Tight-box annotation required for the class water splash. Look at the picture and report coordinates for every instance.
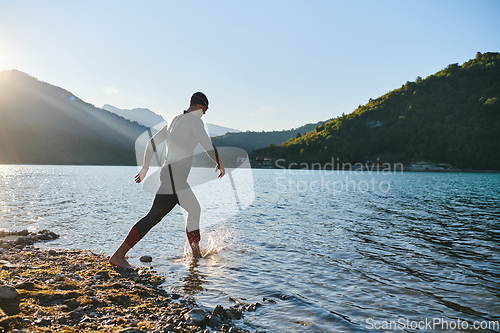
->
[181,225,237,259]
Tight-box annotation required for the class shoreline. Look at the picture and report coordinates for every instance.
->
[0,230,254,333]
[1,164,499,173]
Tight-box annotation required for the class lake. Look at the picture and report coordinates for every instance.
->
[1,165,499,332]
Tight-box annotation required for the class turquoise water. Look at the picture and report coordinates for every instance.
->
[1,165,499,332]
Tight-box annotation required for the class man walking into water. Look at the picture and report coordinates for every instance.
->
[110,92,225,268]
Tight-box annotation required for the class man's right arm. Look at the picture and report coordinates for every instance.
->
[136,124,168,183]
[143,124,168,167]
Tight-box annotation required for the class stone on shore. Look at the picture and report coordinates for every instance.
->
[139,255,152,263]
[14,281,35,291]
[0,285,18,299]
[184,308,207,326]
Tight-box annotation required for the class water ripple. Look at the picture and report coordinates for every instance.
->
[1,166,499,332]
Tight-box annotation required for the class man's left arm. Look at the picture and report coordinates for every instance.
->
[194,120,225,178]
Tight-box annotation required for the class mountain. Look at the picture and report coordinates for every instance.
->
[205,123,240,137]
[102,104,165,128]
[255,52,500,170]
[211,120,331,154]
[0,70,147,165]
[103,104,239,137]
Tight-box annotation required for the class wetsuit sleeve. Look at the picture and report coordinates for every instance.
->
[144,124,168,164]
[193,118,219,162]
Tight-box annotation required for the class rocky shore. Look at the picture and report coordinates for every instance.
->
[0,230,257,333]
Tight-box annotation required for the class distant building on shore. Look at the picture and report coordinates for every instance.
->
[406,162,454,172]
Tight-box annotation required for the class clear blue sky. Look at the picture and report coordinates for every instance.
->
[1,0,499,131]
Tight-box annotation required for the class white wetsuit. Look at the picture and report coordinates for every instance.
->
[124,111,218,247]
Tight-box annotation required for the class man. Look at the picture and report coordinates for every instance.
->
[109,92,225,268]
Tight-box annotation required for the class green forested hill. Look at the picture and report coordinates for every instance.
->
[211,120,330,154]
[255,52,500,170]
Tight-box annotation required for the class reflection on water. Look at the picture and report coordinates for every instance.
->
[1,165,499,332]
[180,259,206,296]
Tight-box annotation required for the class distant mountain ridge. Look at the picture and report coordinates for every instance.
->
[103,104,239,137]
[205,123,240,137]
[0,70,146,165]
[102,104,165,128]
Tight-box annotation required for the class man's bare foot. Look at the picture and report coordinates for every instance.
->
[109,256,134,269]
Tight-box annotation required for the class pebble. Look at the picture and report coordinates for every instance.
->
[15,281,35,290]
[213,304,225,317]
[64,298,79,309]
[33,317,52,326]
[262,297,276,303]
[0,285,18,299]
[95,270,110,280]
[139,255,152,263]
[184,308,207,326]
[208,314,222,326]
[54,273,65,281]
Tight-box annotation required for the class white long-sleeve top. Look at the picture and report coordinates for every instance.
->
[145,111,217,185]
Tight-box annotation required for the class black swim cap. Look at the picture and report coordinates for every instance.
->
[190,92,209,107]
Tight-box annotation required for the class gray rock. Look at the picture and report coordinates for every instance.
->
[63,298,79,309]
[139,255,152,263]
[95,270,110,280]
[0,285,18,299]
[184,308,207,326]
[33,317,52,326]
[15,281,35,290]
[207,314,222,327]
[262,297,276,303]
[68,310,82,321]
[19,318,31,325]
[213,304,226,317]
[54,273,65,281]
[89,296,99,306]
[233,308,243,319]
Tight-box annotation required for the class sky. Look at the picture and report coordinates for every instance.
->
[0,0,499,132]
